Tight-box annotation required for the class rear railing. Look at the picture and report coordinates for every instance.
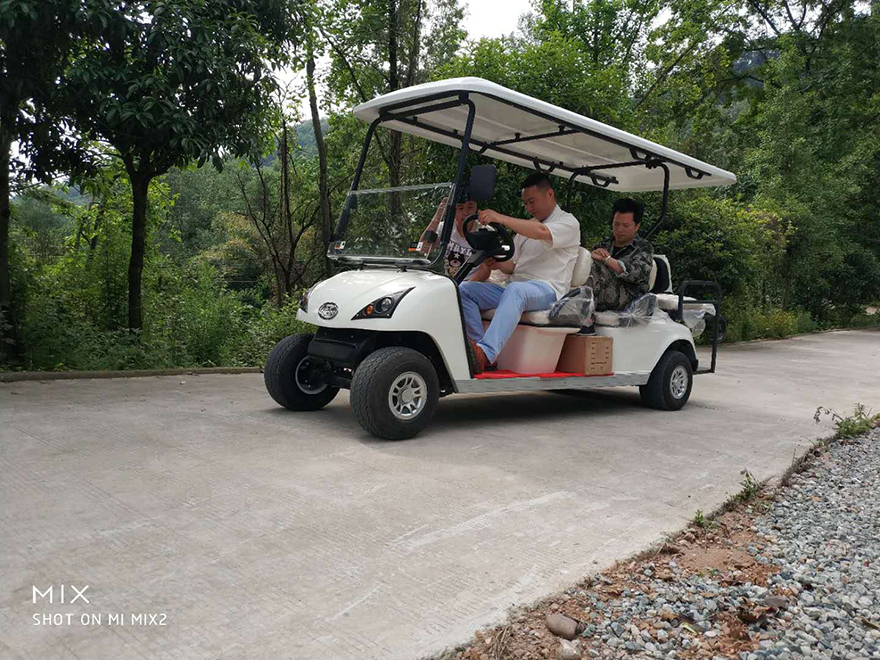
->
[677,280,722,374]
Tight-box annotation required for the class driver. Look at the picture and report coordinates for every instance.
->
[418,194,477,278]
[459,173,581,373]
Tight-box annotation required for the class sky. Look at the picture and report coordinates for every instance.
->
[463,0,534,40]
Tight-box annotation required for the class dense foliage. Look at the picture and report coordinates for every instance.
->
[2,0,878,370]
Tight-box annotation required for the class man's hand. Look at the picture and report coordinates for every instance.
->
[592,247,624,274]
[478,209,504,226]
[468,259,498,282]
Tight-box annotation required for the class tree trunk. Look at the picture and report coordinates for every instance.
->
[0,127,17,359]
[275,265,285,307]
[307,53,333,280]
[387,0,402,213]
[404,0,423,88]
[279,121,293,305]
[128,172,151,331]
[782,250,792,311]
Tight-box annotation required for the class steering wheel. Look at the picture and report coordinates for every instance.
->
[462,214,515,262]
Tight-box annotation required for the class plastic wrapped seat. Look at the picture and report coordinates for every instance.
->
[595,293,657,327]
[548,286,596,327]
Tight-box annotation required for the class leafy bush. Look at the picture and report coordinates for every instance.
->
[17,292,176,371]
[795,311,819,334]
[720,304,797,343]
[227,296,313,367]
[12,250,311,371]
[815,404,880,439]
[652,195,785,303]
[751,310,797,339]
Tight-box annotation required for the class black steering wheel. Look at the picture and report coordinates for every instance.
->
[461,214,515,262]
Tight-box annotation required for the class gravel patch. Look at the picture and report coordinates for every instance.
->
[449,428,880,660]
[750,427,880,660]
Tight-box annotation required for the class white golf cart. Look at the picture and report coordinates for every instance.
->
[264,77,736,439]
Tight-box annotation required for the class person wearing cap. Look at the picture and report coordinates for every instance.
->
[418,193,478,278]
[458,172,581,373]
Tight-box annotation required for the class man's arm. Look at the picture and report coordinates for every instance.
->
[478,209,552,242]
[591,248,626,274]
[616,244,654,284]
[470,261,492,281]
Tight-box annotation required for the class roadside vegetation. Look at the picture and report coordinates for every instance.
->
[3,0,879,372]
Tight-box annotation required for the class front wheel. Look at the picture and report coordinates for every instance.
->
[639,349,693,411]
[264,333,339,411]
[350,347,440,440]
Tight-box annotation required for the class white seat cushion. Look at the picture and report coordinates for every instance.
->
[481,308,553,325]
[655,293,716,316]
[655,293,692,310]
[571,247,592,287]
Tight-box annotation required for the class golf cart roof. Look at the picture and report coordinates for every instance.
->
[353,77,736,193]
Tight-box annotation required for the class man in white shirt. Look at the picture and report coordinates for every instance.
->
[459,172,581,373]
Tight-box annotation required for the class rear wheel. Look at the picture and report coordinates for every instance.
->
[264,333,339,411]
[707,314,728,342]
[640,349,693,411]
[350,347,440,440]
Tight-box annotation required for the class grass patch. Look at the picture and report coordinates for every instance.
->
[814,403,880,439]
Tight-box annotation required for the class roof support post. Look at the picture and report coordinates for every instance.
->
[442,98,477,250]
[643,162,670,240]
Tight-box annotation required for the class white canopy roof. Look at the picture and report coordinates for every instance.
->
[353,77,736,193]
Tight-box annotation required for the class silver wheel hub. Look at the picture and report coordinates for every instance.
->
[388,372,427,420]
[670,365,689,399]
[295,356,327,395]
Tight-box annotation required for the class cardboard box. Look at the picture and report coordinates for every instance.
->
[556,335,613,375]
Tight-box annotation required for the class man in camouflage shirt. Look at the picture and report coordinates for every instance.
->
[588,198,654,311]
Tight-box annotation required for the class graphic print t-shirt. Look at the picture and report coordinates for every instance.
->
[438,222,473,277]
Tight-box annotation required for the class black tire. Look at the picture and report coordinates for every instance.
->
[639,349,693,411]
[350,347,440,440]
[264,333,339,411]
[706,314,728,342]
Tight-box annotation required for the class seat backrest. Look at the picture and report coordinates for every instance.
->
[571,247,592,287]
[650,255,672,294]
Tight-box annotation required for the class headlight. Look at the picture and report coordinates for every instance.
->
[352,288,414,320]
[299,284,317,313]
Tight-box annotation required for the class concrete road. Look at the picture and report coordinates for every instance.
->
[1,329,878,660]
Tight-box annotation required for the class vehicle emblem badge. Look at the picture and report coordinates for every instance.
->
[318,302,338,320]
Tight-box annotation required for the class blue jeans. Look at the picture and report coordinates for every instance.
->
[459,281,557,363]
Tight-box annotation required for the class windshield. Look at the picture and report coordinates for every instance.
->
[330,182,455,265]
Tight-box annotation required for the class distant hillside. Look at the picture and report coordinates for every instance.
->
[294,118,329,158]
[258,118,328,167]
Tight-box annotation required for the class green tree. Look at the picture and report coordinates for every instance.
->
[0,0,107,358]
[57,0,305,330]
[321,0,466,191]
